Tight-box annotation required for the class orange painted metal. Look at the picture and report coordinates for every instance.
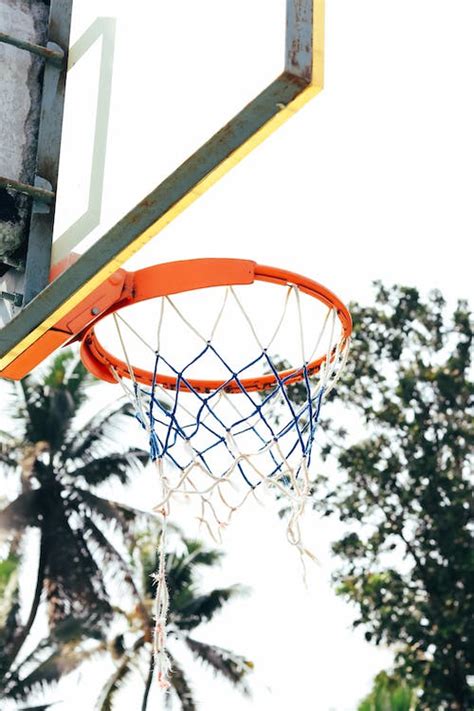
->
[79,258,352,393]
[1,258,351,389]
[0,267,127,380]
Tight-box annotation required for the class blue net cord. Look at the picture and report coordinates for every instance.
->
[126,347,346,541]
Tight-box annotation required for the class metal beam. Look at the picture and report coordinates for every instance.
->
[22,0,73,305]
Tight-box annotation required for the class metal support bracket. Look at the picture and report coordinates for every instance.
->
[0,176,55,205]
[0,291,23,308]
[0,31,65,66]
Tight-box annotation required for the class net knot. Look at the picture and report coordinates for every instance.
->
[150,430,161,460]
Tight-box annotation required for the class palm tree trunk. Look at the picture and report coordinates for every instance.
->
[2,531,47,686]
[141,653,155,711]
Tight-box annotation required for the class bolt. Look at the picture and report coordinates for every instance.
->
[91,307,100,315]
[1,291,23,307]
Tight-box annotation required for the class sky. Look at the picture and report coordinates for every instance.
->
[2,0,474,709]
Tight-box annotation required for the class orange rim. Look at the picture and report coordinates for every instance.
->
[79,258,352,393]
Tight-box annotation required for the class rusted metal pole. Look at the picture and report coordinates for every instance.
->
[0,176,55,205]
[0,30,64,65]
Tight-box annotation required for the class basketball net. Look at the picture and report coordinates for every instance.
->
[88,279,350,689]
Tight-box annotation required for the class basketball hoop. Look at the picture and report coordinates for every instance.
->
[77,258,352,688]
[80,258,351,391]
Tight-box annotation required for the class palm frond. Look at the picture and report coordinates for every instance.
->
[42,514,113,634]
[174,540,224,571]
[4,638,54,682]
[0,552,22,682]
[173,586,244,630]
[82,516,150,631]
[185,637,252,694]
[63,400,139,462]
[142,539,224,599]
[59,351,95,402]
[19,353,96,449]
[0,492,41,530]
[0,609,21,682]
[67,450,148,486]
[0,444,19,472]
[14,377,36,432]
[70,488,148,537]
[0,535,48,694]
[40,351,93,410]
[0,456,18,474]
[167,652,197,711]
[95,637,145,711]
[5,641,105,701]
[0,428,19,445]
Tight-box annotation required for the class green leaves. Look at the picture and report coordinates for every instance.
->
[0,553,19,586]
[0,553,20,627]
[358,671,418,711]
[319,284,473,709]
[0,551,21,681]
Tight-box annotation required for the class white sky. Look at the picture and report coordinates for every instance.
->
[3,0,474,709]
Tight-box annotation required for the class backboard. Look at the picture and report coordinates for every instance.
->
[0,0,324,380]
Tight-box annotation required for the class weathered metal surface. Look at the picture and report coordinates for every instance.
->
[0,176,55,204]
[286,0,314,81]
[0,31,64,65]
[22,0,73,305]
[0,0,325,371]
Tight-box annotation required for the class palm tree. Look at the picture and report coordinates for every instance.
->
[0,351,149,701]
[0,528,253,710]
[95,527,253,710]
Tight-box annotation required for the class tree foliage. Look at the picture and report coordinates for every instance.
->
[0,352,252,709]
[0,352,148,700]
[94,527,253,710]
[318,284,473,710]
[358,670,418,711]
